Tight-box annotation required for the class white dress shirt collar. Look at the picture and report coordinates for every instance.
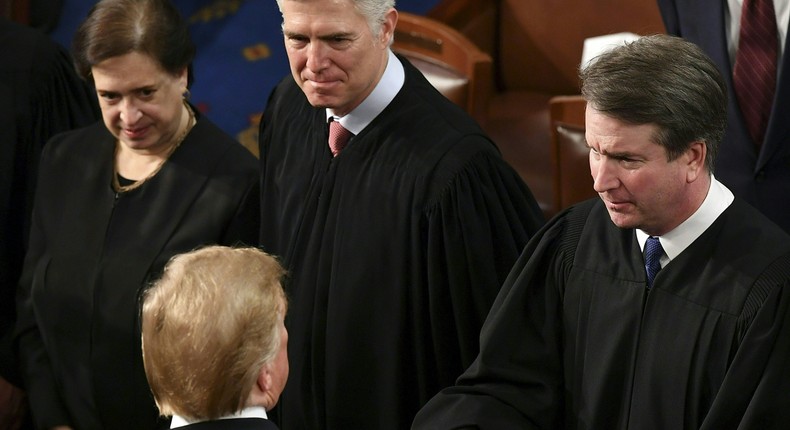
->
[636,175,734,266]
[326,49,405,135]
[170,406,268,428]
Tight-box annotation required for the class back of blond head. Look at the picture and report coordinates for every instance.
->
[141,246,286,421]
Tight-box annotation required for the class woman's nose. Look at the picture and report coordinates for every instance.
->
[119,99,142,125]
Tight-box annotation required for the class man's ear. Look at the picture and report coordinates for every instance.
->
[246,364,273,410]
[380,8,398,46]
[685,140,707,183]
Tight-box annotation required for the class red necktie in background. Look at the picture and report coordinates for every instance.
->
[733,0,778,147]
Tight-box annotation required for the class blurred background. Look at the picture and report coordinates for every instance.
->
[42,0,440,152]
[6,0,667,218]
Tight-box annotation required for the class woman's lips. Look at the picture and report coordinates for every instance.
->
[123,125,150,139]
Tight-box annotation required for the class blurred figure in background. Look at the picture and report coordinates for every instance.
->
[0,16,99,430]
[657,0,790,233]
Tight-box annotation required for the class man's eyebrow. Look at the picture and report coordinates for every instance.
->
[96,84,157,94]
[283,30,355,39]
[602,149,641,159]
[319,31,354,39]
[586,143,637,158]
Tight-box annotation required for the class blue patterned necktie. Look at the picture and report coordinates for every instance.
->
[644,236,664,289]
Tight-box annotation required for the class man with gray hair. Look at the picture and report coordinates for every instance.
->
[257,0,545,428]
[413,34,790,429]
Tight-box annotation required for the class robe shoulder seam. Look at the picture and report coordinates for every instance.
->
[736,251,790,339]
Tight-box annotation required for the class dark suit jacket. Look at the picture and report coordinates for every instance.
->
[657,0,790,232]
[177,418,279,430]
[15,116,260,430]
[0,17,98,386]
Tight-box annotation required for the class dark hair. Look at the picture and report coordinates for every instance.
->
[579,34,726,172]
[72,0,195,87]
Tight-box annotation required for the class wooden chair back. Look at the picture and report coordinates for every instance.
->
[393,11,493,126]
[549,95,598,213]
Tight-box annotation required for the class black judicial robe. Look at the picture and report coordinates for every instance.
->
[0,17,98,385]
[413,198,790,429]
[16,116,260,430]
[258,58,545,429]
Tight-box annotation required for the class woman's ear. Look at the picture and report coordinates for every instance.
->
[177,67,189,94]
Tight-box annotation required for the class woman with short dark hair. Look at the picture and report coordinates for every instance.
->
[15,1,260,429]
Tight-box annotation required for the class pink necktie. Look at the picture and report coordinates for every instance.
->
[733,0,778,147]
[328,119,353,156]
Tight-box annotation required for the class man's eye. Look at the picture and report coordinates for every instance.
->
[330,37,352,47]
[619,158,641,168]
[287,36,308,46]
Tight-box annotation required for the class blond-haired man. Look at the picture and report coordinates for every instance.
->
[142,246,287,429]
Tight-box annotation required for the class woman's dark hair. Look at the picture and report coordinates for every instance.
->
[72,0,196,87]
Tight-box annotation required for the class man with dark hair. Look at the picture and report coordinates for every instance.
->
[413,34,790,429]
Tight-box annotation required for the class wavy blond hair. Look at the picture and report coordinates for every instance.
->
[141,245,287,420]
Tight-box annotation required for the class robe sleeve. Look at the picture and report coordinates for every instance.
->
[22,36,99,232]
[14,147,73,429]
[0,26,98,387]
[219,171,260,247]
[27,41,99,158]
[420,145,545,398]
[415,206,579,429]
[700,255,790,429]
